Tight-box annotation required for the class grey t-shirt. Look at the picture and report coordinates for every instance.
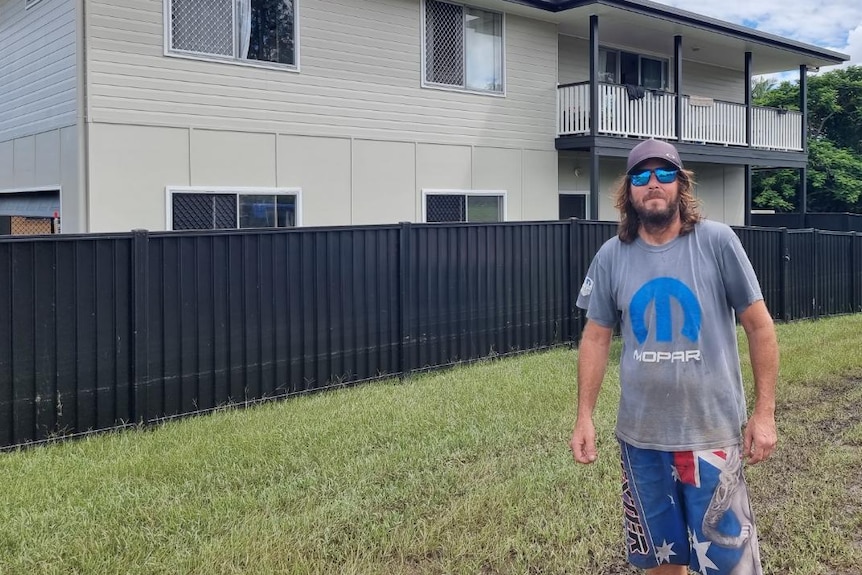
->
[576,220,763,451]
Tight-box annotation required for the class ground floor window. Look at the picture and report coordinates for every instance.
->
[423,190,505,223]
[559,191,589,220]
[0,189,61,235]
[169,188,300,230]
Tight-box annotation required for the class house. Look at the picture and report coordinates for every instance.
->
[0,0,849,234]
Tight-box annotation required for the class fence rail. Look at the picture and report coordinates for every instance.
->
[1,221,860,449]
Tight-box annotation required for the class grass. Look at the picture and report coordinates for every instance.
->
[0,314,861,574]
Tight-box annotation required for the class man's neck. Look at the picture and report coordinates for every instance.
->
[638,218,683,246]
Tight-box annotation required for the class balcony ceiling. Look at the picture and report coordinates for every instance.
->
[479,0,849,74]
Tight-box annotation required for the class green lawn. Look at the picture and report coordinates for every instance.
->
[1,314,861,574]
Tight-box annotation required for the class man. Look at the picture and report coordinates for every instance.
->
[570,139,779,575]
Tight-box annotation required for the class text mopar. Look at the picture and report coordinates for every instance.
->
[633,349,702,363]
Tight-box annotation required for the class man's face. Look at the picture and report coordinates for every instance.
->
[629,159,680,227]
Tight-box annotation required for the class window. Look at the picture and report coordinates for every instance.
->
[599,47,669,90]
[169,189,299,230]
[424,191,505,223]
[423,0,503,93]
[169,0,297,67]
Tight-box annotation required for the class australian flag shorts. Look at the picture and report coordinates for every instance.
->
[619,439,763,574]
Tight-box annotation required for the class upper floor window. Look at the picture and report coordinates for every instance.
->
[599,47,668,90]
[423,0,504,94]
[169,0,297,68]
[423,191,505,223]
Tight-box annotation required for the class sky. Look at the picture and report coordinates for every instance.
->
[653,0,861,70]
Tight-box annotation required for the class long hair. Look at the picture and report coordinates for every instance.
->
[612,168,702,243]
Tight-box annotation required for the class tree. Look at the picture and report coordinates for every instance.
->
[751,66,862,213]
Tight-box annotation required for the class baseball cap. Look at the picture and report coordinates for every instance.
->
[626,139,683,173]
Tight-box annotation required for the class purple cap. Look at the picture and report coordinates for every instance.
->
[626,139,683,173]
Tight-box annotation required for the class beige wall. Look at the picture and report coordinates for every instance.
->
[0,127,80,231]
[556,153,746,226]
[88,123,189,232]
[693,164,746,224]
[87,123,559,231]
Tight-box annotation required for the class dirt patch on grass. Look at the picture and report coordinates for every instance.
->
[750,376,862,574]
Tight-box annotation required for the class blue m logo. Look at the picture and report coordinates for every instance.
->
[629,278,702,344]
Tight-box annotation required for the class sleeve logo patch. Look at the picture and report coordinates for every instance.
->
[580,277,594,297]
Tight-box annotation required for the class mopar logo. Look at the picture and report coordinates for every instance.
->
[629,277,702,345]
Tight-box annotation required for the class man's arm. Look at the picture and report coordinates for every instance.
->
[570,319,614,464]
[738,299,779,465]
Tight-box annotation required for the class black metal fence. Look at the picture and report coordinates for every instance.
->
[1,221,860,449]
[751,212,862,232]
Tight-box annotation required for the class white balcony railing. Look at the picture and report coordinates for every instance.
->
[752,107,804,151]
[557,82,804,152]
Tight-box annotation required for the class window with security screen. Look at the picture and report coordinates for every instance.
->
[171,190,299,230]
[169,0,296,67]
[424,0,503,93]
[425,192,504,223]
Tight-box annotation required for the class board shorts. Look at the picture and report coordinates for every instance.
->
[619,439,763,574]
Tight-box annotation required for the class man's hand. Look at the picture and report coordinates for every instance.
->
[743,411,777,464]
[571,418,598,464]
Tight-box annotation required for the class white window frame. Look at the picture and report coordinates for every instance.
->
[166,186,303,230]
[599,46,670,90]
[163,0,301,72]
[420,0,506,97]
[421,189,507,223]
[559,190,590,220]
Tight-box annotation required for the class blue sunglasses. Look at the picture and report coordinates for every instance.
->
[629,167,679,187]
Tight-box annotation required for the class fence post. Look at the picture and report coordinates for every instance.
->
[812,229,820,319]
[569,218,579,346]
[780,228,790,322]
[131,229,150,423]
[398,222,412,379]
[850,232,858,313]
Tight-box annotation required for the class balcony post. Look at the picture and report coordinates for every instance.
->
[589,15,598,138]
[674,35,682,142]
[589,15,600,219]
[745,51,752,147]
[800,166,808,215]
[744,165,752,226]
[799,64,808,153]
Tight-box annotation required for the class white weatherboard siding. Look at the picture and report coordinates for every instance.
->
[558,34,745,103]
[83,0,562,230]
[86,0,558,149]
[0,0,77,142]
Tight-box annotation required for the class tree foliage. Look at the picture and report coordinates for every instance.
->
[751,66,862,213]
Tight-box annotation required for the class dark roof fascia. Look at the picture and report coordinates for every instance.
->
[505,0,848,64]
[555,135,809,168]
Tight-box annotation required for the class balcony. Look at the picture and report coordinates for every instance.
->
[557,82,803,152]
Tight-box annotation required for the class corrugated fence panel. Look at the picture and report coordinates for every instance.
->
[405,222,571,371]
[571,221,618,339]
[0,222,860,449]
[734,227,783,319]
[854,234,862,313]
[816,231,855,316]
[140,227,401,423]
[0,235,134,447]
[786,230,815,320]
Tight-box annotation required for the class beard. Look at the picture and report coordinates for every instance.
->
[634,195,680,230]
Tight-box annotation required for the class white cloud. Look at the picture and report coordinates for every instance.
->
[653,0,862,65]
